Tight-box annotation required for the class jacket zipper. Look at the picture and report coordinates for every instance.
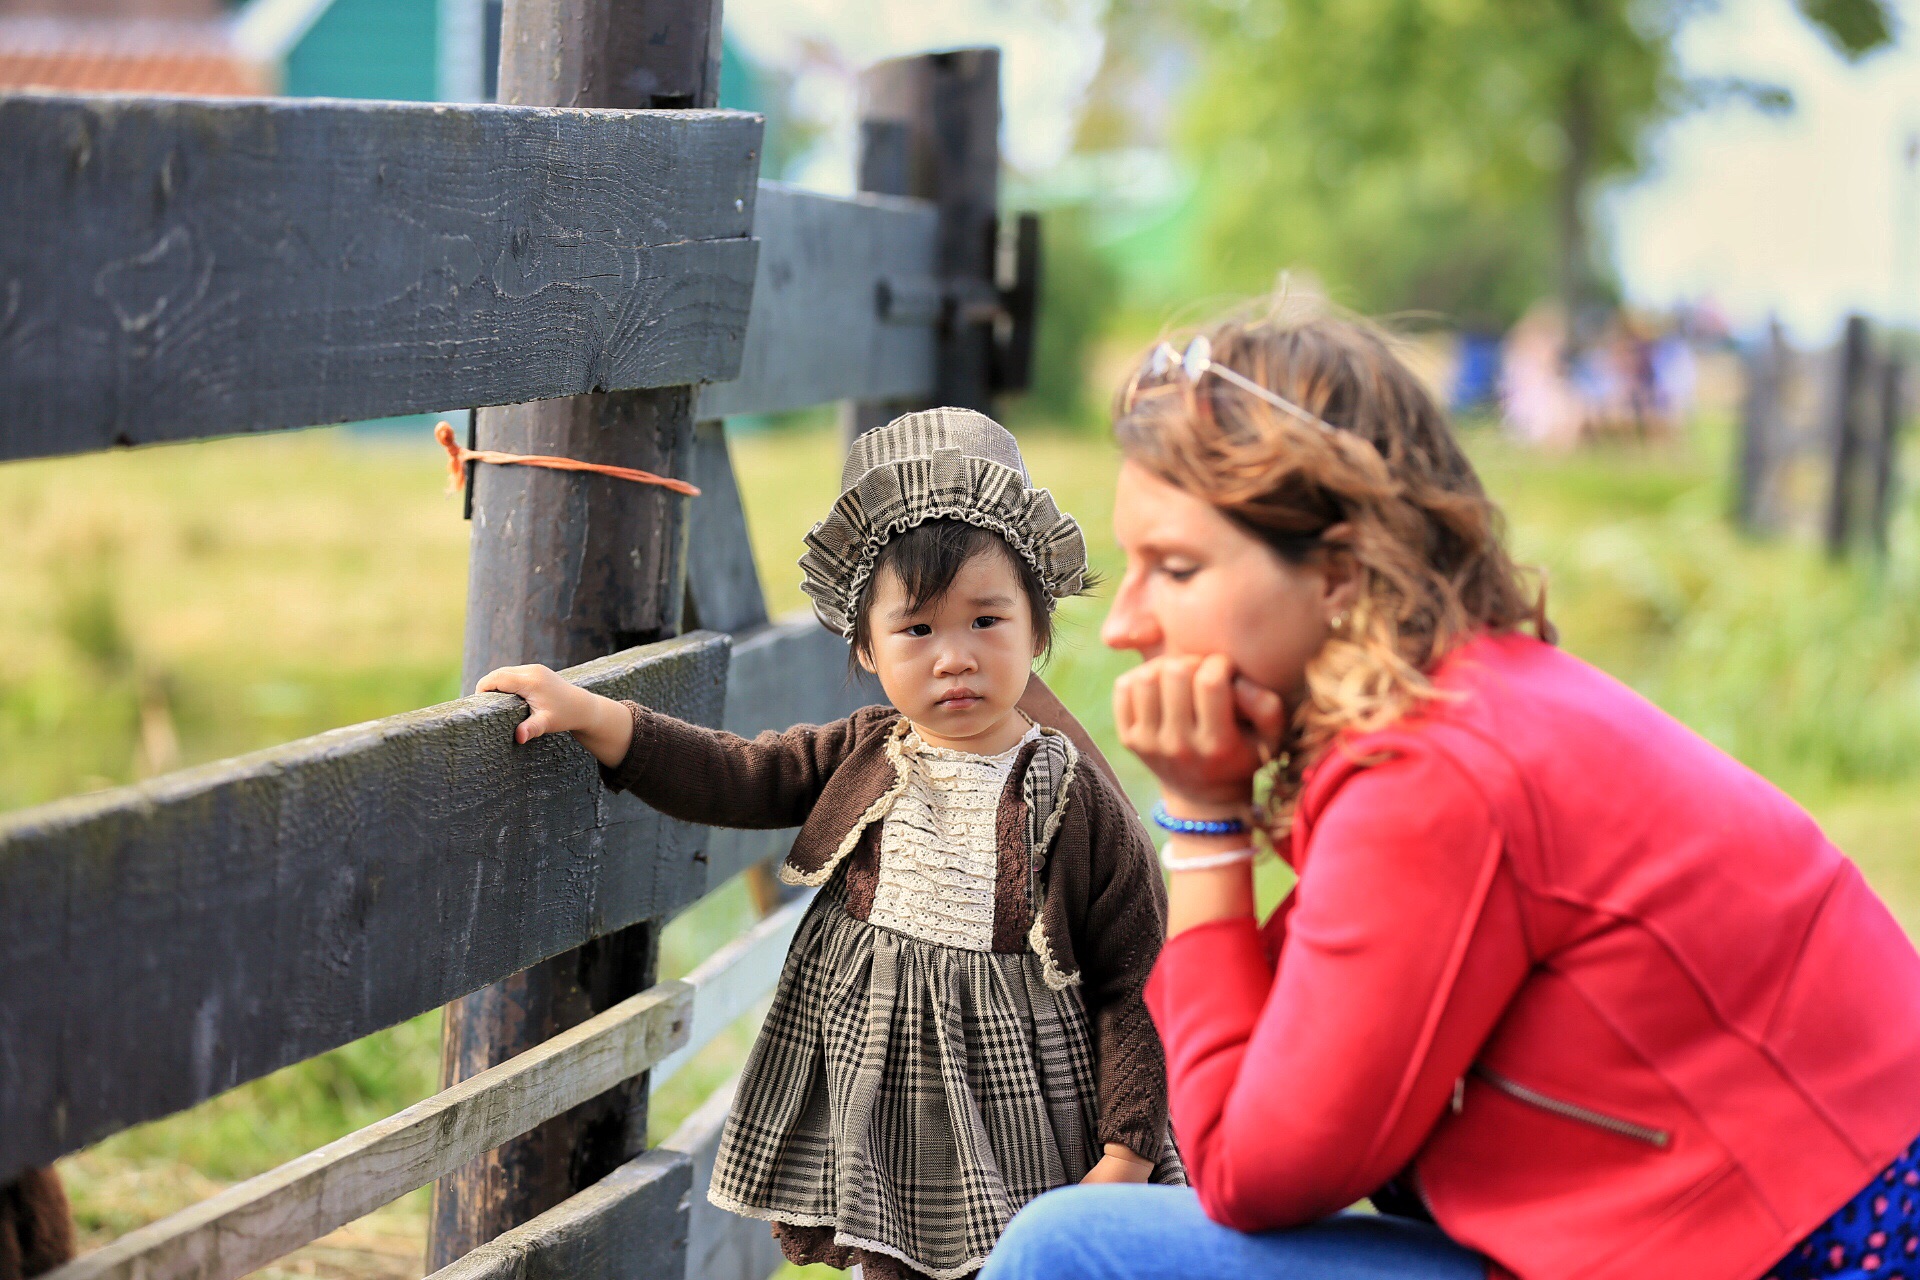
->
[1469,1066,1671,1148]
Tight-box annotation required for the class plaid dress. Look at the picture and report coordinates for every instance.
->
[706,733,1183,1280]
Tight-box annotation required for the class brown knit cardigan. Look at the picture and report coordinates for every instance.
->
[599,699,1173,1162]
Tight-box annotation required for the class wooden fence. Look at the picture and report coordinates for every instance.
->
[0,0,1037,1275]
[1736,313,1909,556]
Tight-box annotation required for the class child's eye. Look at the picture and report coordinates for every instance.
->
[973,615,1002,630]
[904,623,933,638]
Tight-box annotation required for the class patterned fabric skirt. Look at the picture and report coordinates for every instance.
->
[1763,1135,1920,1280]
[707,889,1184,1280]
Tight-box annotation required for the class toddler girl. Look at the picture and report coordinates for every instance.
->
[482,408,1183,1280]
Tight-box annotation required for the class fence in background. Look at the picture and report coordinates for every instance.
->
[1737,314,1908,556]
[0,2,1038,1275]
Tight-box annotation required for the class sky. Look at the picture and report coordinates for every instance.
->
[722,0,1919,343]
[721,0,1108,182]
[1610,0,1920,342]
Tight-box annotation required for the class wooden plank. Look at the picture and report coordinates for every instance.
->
[460,391,702,684]
[0,93,761,462]
[704,615,885,888]
[1825,314,1875,555]
[0,634,728,1183]
[704,830,798,893]
[424,1148,692,1280]
[496,0,723,112]
[1736,321,1788,534]
[430,0,732,1257]
[703,827,800,895]
[695,183,939,420]
[40,982,693,1280]
[661,1079,784,1280]
[1869,358,1906,553]
[722,614,882,740]
[683,419,770,635]
[991,211,1041,394]
[652,892,813,1090]
[844,49,1002,439]
[682,417,778,906]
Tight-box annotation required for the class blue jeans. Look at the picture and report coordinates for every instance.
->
[980,1185,1486,1280]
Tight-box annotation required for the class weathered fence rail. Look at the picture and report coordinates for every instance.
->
[0,619,874,1182]
[428,1147,694,1280]
[0,106,967,463]
[0,4,1029,1276]
[41,982,693,1280]
[1736,313,1909,555]
[0,95,762,459]
[696,182,940,420]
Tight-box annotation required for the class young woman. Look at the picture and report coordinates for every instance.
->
[982,303,1920,1280]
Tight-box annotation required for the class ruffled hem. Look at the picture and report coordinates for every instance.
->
[706,1199,989,1280]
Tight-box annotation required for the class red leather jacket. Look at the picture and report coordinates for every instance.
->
[1148,633,1920,1280]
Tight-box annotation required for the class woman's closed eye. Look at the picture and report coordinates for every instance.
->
[1158,559,1200,583]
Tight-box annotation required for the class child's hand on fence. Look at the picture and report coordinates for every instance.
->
[476,665,635,769]
[1079,1144,1154,1186]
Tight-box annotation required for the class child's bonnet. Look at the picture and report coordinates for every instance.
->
[796,406,1088,637]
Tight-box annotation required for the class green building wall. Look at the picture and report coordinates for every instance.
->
[283,0,438,101]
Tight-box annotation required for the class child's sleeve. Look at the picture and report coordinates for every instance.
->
[598,702,877,830]
[1070,774,1174,1164]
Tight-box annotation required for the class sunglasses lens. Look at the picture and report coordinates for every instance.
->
[1183,336,1212,381]
[1149,343,1176,378]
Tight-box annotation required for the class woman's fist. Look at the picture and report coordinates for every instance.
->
[476,665,634,767]
[1113,653,1286,811]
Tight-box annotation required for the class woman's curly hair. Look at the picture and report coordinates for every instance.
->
[1114,294,1552,824]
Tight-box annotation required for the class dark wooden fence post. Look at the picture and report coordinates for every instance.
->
[681,417,805,919]
[1869,357,1906,555]
[1736,318,1787,534]
[1824,313,1874,557]
[428,0,727,1265]
[845,48,1002,439]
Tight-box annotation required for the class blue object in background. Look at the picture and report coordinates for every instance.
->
[1451,331,1503,414]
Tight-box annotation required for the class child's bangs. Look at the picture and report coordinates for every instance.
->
[848,519,1057,665]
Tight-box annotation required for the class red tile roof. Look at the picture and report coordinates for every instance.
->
[0,17,273,95]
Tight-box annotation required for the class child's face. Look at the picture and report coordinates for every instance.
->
[856,548,1040,753]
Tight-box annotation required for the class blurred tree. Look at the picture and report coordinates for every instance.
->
[1117,0,1895,329]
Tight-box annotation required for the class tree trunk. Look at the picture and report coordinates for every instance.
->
[1555,61,1597,333]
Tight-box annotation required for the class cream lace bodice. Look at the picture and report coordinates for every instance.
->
[867,723,1040,950]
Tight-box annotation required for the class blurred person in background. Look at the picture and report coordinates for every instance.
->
[981,297,1920,1280]
[1498,303,1585,448]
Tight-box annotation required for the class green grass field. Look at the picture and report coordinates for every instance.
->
[5,410,1916,1277]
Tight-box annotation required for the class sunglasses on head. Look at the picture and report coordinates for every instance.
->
[1138,335,1342,437]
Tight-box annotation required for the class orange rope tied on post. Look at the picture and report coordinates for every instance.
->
[434,421,701,497]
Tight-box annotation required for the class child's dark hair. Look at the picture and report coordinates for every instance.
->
[849,520,1085,669]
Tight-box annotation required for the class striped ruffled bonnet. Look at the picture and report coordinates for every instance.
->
[799,407,1088,638]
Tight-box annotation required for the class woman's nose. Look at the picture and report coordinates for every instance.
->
[1101,573,1159,652]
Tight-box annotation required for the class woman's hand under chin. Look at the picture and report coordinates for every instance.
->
[1114,653,1287,815]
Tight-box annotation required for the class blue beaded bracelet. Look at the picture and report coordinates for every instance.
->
[1150,801,1248,836]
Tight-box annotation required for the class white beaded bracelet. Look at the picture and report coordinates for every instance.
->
[1160,844,1257,873]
